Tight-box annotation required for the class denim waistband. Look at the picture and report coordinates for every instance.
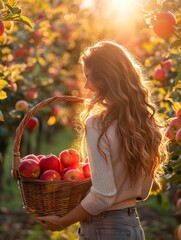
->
[100,206,136,217]
[82,206,138,224]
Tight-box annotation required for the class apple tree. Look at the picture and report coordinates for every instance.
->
[140,0,181,236]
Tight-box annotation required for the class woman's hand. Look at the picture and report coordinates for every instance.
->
[34,204,91,232]
[36,215,66,232]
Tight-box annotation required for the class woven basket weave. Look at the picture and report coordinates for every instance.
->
[12,96,91,217]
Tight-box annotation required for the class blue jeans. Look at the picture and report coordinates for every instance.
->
[77,207,145,240]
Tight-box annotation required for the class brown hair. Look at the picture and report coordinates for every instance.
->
[78,40,169,189]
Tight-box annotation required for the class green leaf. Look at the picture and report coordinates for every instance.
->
[0,110,4,121]
[18,15,33,29]
[0,90,7,100]
[175,73,181,83]
[12,6,21,14]
[5,3,14,13]
[170,40,181,49]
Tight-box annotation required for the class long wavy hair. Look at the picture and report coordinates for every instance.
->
[77,40,169,189]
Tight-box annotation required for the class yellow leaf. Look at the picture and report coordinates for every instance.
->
[7,0,17,7]
[173,102,181,112]
[0,79,8,89]
[0,110,4,121]
[159,88,166,96]
[37,57,46,66]
[0,90,7,100]
[19,15,33,30]
[47,116,56,126]
[166,117,174,124]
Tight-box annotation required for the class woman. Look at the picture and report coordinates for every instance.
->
[37,40,169,239]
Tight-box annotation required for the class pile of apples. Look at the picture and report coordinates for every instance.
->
[18,148,91,181]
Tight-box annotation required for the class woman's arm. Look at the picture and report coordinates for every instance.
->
[36,203,91,231]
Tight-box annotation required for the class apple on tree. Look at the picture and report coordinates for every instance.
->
[27,117,39,131]
[169,117,181,135]
[15,100,29,112]
[153,68,167,81]
[152,11,177,39]
[18,159,41,179]
[176,128,181,145]
[7,82,17,92]
[59,148,80,168]
[0,20,4,36]
[176,108,181,118]
[24,89,39,101]
[165,126,175,140]
[162,60,173,71]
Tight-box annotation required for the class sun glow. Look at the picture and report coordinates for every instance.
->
[107,0,136,15]
[109,0,135,13]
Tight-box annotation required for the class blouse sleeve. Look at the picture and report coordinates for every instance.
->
[80,117,117,215]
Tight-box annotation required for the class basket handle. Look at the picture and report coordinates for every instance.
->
[12,95,84,181]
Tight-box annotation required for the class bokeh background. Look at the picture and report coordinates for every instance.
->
[0,0,181,239]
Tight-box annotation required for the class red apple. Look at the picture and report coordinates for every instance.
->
[40,154,60,173]
[25,89,39,101]
[169,118,181,135]
[0,20,4,36]
[153,68,167,81]
[51,105,61,116]
[18,159,41,179]
[62,166,79,176]
[27,117,39,130]
[7,82,17,92]
[59,148,80,168]
[63,169,85,181]
[165,126,175,140]
[40,169,61,181]
[162,60,173,71]
[176,128,181,145]
[83,163,91,178]
[23,154,39,163]
[176,108,181,118]
[37,154,45,160]
[15,100,29,112]
[152,12,177,39]
[14,47,30,60]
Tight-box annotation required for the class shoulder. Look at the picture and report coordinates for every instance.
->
[85,115,99,129]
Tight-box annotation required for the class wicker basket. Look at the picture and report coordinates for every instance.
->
[12,96,92,217]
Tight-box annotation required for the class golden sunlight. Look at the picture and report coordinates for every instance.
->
[107,0,136,16]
